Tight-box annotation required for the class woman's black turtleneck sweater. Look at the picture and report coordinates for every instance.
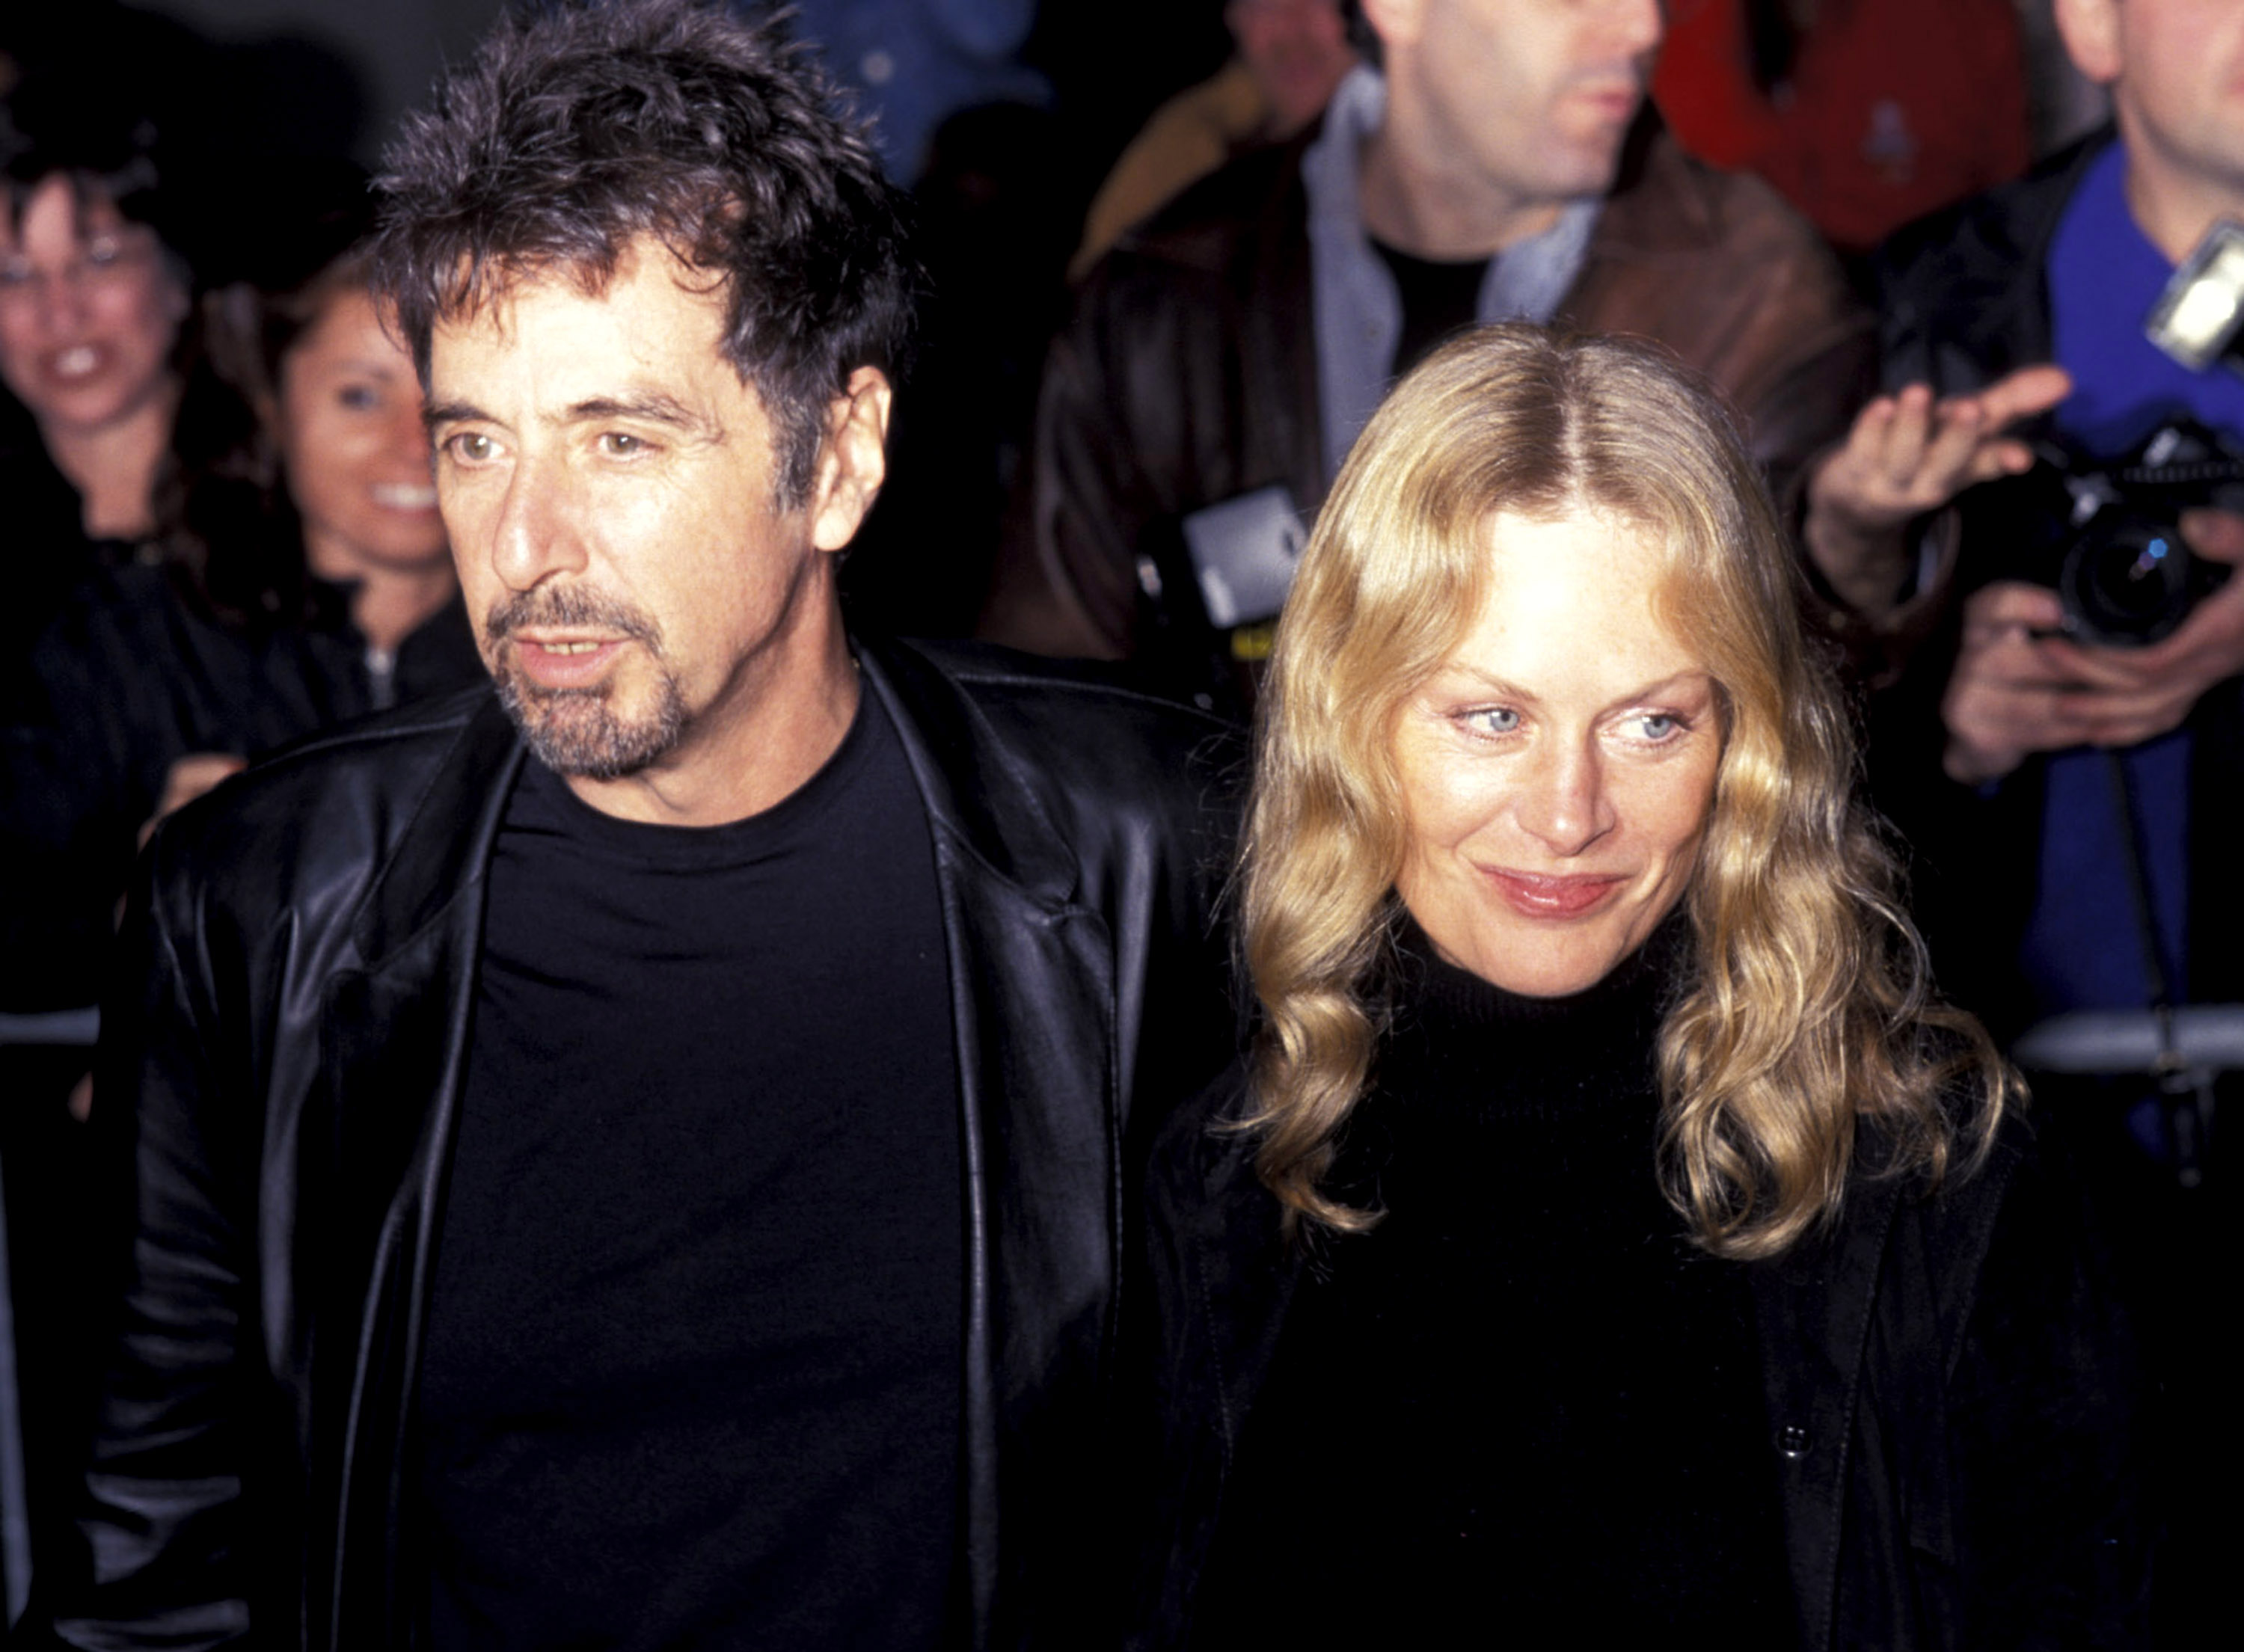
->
[1190,915,1797,1647]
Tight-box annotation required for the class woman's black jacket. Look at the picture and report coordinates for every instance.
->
[1126,1081,2150,1650]
[0,559,482,1013]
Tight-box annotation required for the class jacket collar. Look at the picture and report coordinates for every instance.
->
[343,641,1097,962]
[1883,126,2116,392]
[856,636,1084,912]
[1957,127,2109,379]
[1595,108,1728,255]
[350,688,526,970]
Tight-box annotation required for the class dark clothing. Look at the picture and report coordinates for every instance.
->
[1369,239,1492,381]
[1130,948,2148,1649]
[1861,138,2223,1646]
[419,700,960,1649]
[19,639,1242,1652]
[987,110,1874,680]
[1,422,111,663]
[1191,918,1794,1646]
[1860,130,2244,1037]
[0,562,482,1012]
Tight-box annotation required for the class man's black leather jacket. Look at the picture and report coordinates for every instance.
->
[22,637,1243,1652]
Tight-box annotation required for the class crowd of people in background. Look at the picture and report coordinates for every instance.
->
[0,0,2221,1645]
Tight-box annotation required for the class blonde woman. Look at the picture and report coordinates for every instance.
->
[1132,327,2145,1649]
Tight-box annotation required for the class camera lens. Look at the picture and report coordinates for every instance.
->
[2061,520,2194,645]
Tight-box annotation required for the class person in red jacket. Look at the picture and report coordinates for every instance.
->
[1655,0,2032,256]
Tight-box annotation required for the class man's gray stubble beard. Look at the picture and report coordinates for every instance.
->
[482,585,687,781]
[492,663,689,780]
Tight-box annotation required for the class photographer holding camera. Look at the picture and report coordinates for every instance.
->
[1803,6,2233,1631]
[1805,0,2244,1048]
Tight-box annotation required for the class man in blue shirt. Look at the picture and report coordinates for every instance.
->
[1803,0,2244,1051]
[1802,8,2237,1633]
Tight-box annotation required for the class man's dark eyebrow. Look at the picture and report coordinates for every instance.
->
[566,393,720,439]
[423,399,485,434]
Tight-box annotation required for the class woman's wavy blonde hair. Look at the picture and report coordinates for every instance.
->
[1242,325,2014,1259]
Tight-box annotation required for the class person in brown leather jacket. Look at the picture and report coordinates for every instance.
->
[984,0,1874,707]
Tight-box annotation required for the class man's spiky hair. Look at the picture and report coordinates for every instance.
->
[371,0,914,506]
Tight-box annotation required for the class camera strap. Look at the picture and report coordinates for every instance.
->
[2100,747,2175,1015]
[2100,748,2213,1179]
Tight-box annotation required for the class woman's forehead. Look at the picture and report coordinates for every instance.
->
[4,173,140,248]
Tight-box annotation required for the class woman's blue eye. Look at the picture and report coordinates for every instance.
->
[1463,707,1519,736]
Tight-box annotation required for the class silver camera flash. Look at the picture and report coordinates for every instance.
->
[2148,219,2244,372]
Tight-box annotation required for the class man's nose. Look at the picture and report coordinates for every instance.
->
[1516,736,1616,858]
[486,456,589,591]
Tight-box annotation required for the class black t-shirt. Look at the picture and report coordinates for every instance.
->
[417,687,963,1650]
[1373,237,1493,381]
[1193,915,1796,1646]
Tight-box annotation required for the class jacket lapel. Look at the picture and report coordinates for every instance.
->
[307,692,523,1649]
[1753,1173,1904,1652]
[859,641,1123,1645]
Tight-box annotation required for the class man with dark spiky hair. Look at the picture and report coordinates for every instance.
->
[18,4,1238,1648]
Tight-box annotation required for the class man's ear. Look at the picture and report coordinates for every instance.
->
[809,365,892,553]
[2053,0,2122,86]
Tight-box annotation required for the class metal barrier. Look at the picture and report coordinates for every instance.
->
[2014,1004,2244,1072]
[0,1011,99,1051]
[2012,1004,2237,1191]
[0,1007,97,1627]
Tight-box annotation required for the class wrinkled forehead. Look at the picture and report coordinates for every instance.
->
[417,235,738,372]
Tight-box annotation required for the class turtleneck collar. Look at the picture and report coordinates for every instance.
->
[1347,900,1698,1148]
[1390,900,1694,1030]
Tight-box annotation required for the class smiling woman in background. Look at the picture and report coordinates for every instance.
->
[1,205,479,1022]
[1130,326,2148,1649]
[0,67,197,654]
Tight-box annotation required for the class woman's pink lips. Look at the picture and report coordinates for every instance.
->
[1481,868,1628,918]
[512,635,627,690]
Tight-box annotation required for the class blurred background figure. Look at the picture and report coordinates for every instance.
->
[780,0,1049,182]
[2,194,476,1028]
[1072,0,1358,280]
[809,1,1239,641]
[1652,0,2032,260]
[0,41,202,657]
[990,0,1871,713]
[1797,1,2240,1635]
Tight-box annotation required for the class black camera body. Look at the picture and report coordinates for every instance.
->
[1963,417,2244,647]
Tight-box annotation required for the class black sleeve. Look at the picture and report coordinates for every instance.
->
[17,838,261,1648]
